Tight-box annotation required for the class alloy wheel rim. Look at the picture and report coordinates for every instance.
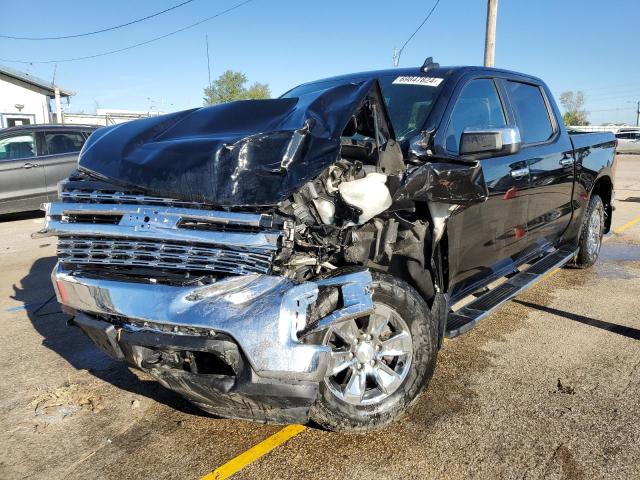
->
[587,207,602,257]
[322,303,413,406]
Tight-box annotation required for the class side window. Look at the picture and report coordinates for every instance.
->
[506,81,553,144]
[0,133,35,161]
[445,79,506,154]
[45,131,87,155]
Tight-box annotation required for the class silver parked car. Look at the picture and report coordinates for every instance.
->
[616,129,640,154]
[0,124,96,214]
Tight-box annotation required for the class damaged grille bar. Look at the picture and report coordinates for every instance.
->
[47,202,274,229]
[39,202,282,252]
[57,237,273,275]
[60,188,209,209]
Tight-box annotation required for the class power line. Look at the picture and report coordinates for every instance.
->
[583,88,640,98]
[0,0,253,64]
[587,94,640,102]
[393,0,442,66]
[577,82,640,93]
[0,0,197,41]
[588,107,636,112]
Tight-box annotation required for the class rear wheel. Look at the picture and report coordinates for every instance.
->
[309,272,438,432]
[574,194,604,268]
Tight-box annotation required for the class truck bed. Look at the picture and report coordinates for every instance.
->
[569,131,616,151]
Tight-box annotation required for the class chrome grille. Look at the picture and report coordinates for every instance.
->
[57,237,273,275]
[42,200,285,278]
[60,188,205,209]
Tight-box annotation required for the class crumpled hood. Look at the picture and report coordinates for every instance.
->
[78,79,390,206]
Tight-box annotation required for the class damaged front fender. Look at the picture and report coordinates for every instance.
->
[394,160,489,205]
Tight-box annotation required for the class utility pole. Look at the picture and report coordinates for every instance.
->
[51,64,63,124]
[54,88,62,124]
[484,0,499,67]
[636,100,640,127]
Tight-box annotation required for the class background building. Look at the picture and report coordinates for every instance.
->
[0,65,73,128]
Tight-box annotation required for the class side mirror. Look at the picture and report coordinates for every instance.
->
[459,126,521,157]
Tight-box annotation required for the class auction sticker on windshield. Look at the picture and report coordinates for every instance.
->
[392,76,443,87]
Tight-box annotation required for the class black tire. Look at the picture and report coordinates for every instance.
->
[574,194,604,268]
[309,272,439,432]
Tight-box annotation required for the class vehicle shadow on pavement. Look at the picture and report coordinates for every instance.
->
[0,211,43,223]
[513,299,640,340]
[12,255,211,418]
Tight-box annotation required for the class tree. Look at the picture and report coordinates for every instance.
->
[203,70,270,105]
[559,90,589,126]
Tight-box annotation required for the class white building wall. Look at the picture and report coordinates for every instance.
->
[62,113,107,126]
[0,77,50,126]
[63,110,162,126]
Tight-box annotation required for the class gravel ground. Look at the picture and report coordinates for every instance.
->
[1,155,639,480]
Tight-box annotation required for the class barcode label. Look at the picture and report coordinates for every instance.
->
[392,76,443,87]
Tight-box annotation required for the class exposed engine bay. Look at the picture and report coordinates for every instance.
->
[274,143,436,303]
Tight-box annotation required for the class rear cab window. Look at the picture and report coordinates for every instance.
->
[44,131,87,155]
[0,132,36,161]
[506,81,554,144]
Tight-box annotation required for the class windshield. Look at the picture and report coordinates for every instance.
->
[282,74,445,141]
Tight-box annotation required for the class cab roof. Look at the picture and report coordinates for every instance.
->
[292,65,545,89]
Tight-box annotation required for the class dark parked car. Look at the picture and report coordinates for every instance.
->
[0,124,96,214]
[38,61,616,431]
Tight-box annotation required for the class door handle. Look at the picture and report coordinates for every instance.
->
[510,167,530,179]
[22,162,40,169]
[559,157,574,167]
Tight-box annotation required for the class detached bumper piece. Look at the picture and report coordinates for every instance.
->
[54,264,374,423]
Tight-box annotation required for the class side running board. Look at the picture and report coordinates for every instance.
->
[445,246,578,338]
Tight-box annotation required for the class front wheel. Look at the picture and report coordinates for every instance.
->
[309,272,439,432]
[574,194,605,268]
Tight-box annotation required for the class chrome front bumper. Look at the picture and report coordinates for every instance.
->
[52,264,373,383]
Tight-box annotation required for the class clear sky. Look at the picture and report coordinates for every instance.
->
[2,0,639,125]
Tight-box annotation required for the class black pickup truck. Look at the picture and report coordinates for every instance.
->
[38,60,616,432]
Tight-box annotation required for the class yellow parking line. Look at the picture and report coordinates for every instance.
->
[200,424,306,480]
[613,215,640,235]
